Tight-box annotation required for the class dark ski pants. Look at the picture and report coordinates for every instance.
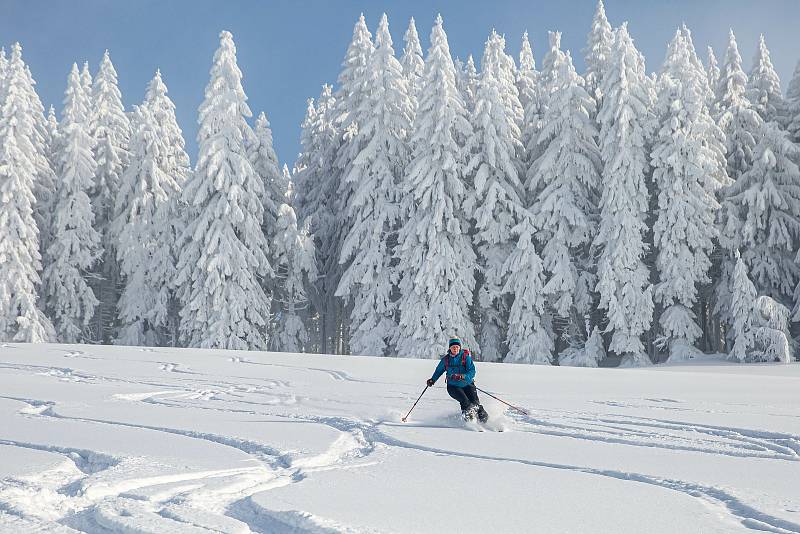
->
[447,383,480,412]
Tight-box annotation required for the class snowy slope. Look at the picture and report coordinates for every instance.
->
[0,344,798,533]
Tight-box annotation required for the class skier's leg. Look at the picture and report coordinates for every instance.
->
[465,384,488,422]
[447,385,472,412]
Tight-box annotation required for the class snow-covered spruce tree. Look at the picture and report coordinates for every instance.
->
[394,15,477,358]
[18,61,57,258]
[324,14,374,354]
[729,251,756,362]
[583,0,613,102]
[293,85,339,353]
[747,34,784,125]
[248,111,284,239]
[80,62,92,95]
[336,14,412,356]
[41,63,101,343]
[594,24,655,367]
[559,325,606,367]
[706,46,720,114]
[175,31,272,350]
[502,219,553,364]
[751,295,791,363]
[89,51,131,343]
[651,31,728,361]
[140,69,190,345]
[714,30,763,331]
[728,122,800,305]
[455,55,478,113]
[530,44,602,355]
[786,60,800,144]
[0,43,55,342]
[517,31,539,112]
[401,17,424,102]
[114,103,184,346]
[463,30,526,362]
[271,204,318,353]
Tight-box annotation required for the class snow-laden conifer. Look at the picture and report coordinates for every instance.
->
[530,43,601,342]
[464,31,526,362]
[114,101,184,346]
[292,85,339,353]
[726,122,800,307]
[271,204,318,353]
[80,62,92,96]
[89,50,131,342]
[248,111,284,236]
[175,31,272,350]
[336,14,412,356]
[706,46,720,113]
[747,35,784,124]
[42,63,101,343]
[394,15,477,358]
[651,31,727,360]
[583,0,613,101]
[729,251,756,362]
[401,17,424,100]
[0,44,55,342]
[559,326,605,367]
[751,296,791,363]
[786,60,800,143]
[455,55,478,112]
[594,24,654,366]
[502,220,553,364]
[517,31,539,111]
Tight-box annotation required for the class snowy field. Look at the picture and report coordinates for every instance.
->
[0,344,798,533]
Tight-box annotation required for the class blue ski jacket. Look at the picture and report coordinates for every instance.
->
[430,349,476,388]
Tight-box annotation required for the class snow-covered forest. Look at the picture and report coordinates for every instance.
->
[2,1,800,366]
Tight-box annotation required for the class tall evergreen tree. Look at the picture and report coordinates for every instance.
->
[531,44,602,348]
[651,31,727,360]
[293,85,339,353]
[517,31,539,111]
[583,0,613,101]
[502,219,553,364]
[336,14,412,356]
[747,35,784,125]
[464,31,526,362]
[42,63,100,343]
[594,24,655,366]
[785,60,800,144]
[728,122,800,304]
[401,17,424,100]
[175,31,272,350]
[114,101,184,346]
[730,250,756,362]
[271,204,318,352]
[706,46,720,113]
[90,50,131,343]
[248,111,284,237]
[142,69,190,345]
[394,15,477,358]
[715,30,764,334]
[80,62,92,96]
[0,43,55,342]
[326,14,374,354]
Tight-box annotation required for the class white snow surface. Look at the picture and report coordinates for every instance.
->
[0,344,798,533]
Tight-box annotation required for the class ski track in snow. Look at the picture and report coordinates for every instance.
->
[0,349,797,533]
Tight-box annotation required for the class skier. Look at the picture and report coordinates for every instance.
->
[427,338,489,423]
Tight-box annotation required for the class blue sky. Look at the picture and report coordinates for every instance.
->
[5,1,799,165]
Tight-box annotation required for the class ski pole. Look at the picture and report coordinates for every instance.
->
[401,386,428,422]
[475,386,529,416]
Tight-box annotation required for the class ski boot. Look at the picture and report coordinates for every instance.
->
[462,405,477,422]
[476,404,488,423]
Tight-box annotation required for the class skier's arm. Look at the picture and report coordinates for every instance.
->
[430,359,446,384]
[465,355,476,384]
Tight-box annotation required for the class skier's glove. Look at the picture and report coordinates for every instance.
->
[426,379,435,387]
[451,374,464,381]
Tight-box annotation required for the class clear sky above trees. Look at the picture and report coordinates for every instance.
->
[5,0,799,165]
